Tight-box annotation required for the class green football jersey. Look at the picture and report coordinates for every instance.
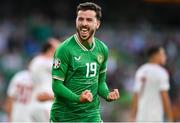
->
[51,34,108,122]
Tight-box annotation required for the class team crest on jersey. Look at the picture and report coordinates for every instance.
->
[97,55,104,64]
[53,58,61,69]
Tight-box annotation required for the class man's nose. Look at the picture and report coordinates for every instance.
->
[81,20,88,26]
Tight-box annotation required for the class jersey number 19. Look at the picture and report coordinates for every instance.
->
[86,62,96,77]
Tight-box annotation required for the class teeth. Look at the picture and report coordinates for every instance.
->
[81,28,88,31]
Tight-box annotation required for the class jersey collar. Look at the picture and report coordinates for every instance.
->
[74,34,95,51]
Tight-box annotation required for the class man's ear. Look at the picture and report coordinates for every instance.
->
[96,20,101,29]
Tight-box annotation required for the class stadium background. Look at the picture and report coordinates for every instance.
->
[0,0,180,121]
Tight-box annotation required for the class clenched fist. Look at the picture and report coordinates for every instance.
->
[107,89,120,101]
[79,90,93,103]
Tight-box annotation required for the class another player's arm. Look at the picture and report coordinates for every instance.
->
[130,93,138,122]
[130,71,142,121]
[30,61,54,102]
[4,77,17,122]
[37,92,54,102]
[52,46,92,103]
[98,45,119,101]
[4,96,13,122]
[159,72,173,121]
[161,91,173,121]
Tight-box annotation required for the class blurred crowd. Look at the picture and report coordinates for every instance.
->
[0,14,180,121]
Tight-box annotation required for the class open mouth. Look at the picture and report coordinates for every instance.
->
[80,27,89,35]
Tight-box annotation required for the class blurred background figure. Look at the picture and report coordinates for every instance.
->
[5,69,33,122]
[131,46,173,122]
[29,38,60,122]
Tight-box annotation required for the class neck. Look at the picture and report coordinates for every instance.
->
[42,52,52,58]
[76,33,93,49]
[148,59,159,65]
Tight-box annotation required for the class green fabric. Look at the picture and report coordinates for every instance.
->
[98,72,109,100]
[51,34,109,122]
[52,79,80,102]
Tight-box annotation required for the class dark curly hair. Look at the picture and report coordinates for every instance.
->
[76,2,102,21]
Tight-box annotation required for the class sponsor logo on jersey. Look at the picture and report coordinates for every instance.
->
[97,55,104,64]
[74,56,81,61]
[53,58,61,69]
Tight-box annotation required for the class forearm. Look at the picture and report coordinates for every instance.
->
[52,79,80,102]
[164,97,173,121]
[98,72,109,100]
[161,91,173,122]
[167,108,173,122]
[5,97,13,122]
[37,93,54,102]
[130,93,138,122]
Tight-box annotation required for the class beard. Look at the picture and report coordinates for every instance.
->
[76,26,95,42]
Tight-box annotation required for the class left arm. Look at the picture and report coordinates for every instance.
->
[161,91,173,122]
[97,44,119,101]
[159,70,173,121]
[98,72,109,100]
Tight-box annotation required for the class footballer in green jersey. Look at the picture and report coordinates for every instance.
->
[50,2,119,122]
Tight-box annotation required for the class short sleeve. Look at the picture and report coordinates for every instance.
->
[29,59,42,84]
[159,70,170,91]
[99,44,108,74]
[52,46,70,81]
[133,70,143,93]
[7,75,18,97]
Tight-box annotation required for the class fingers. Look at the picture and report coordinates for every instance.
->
[110,92,118,100]
[84,90,92,102]
[108,89,120,101]
[80,90,93,103]
[113,89,120,99]
[86,91,93,102]
[83,90,90,95]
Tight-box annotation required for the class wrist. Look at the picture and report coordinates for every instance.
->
[76,95,81,103]
[106,93,112,102]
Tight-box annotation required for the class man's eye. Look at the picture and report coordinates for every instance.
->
[78,18,83,21]
[87,18,93,22]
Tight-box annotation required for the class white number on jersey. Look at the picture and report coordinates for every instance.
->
[16,84,32,104]
[86,62,97,77]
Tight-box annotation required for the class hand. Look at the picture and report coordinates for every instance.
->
[80,90,93,103]
[107,89,120,101]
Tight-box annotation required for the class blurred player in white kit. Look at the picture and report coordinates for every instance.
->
[29,38,60,122]
[131,46,173,122]
[5,70,33,122]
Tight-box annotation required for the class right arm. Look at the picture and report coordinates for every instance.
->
[130,93,138,122]
[4,74,18,122]
[130,69,143,121]
[4,96,13,122]
[52,77,92,103]
[52,46,92,103]
[52,79,79,102]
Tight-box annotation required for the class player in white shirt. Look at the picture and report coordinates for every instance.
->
[29,38,60,122]
[5,70,33,122]
[131,46,173,122]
